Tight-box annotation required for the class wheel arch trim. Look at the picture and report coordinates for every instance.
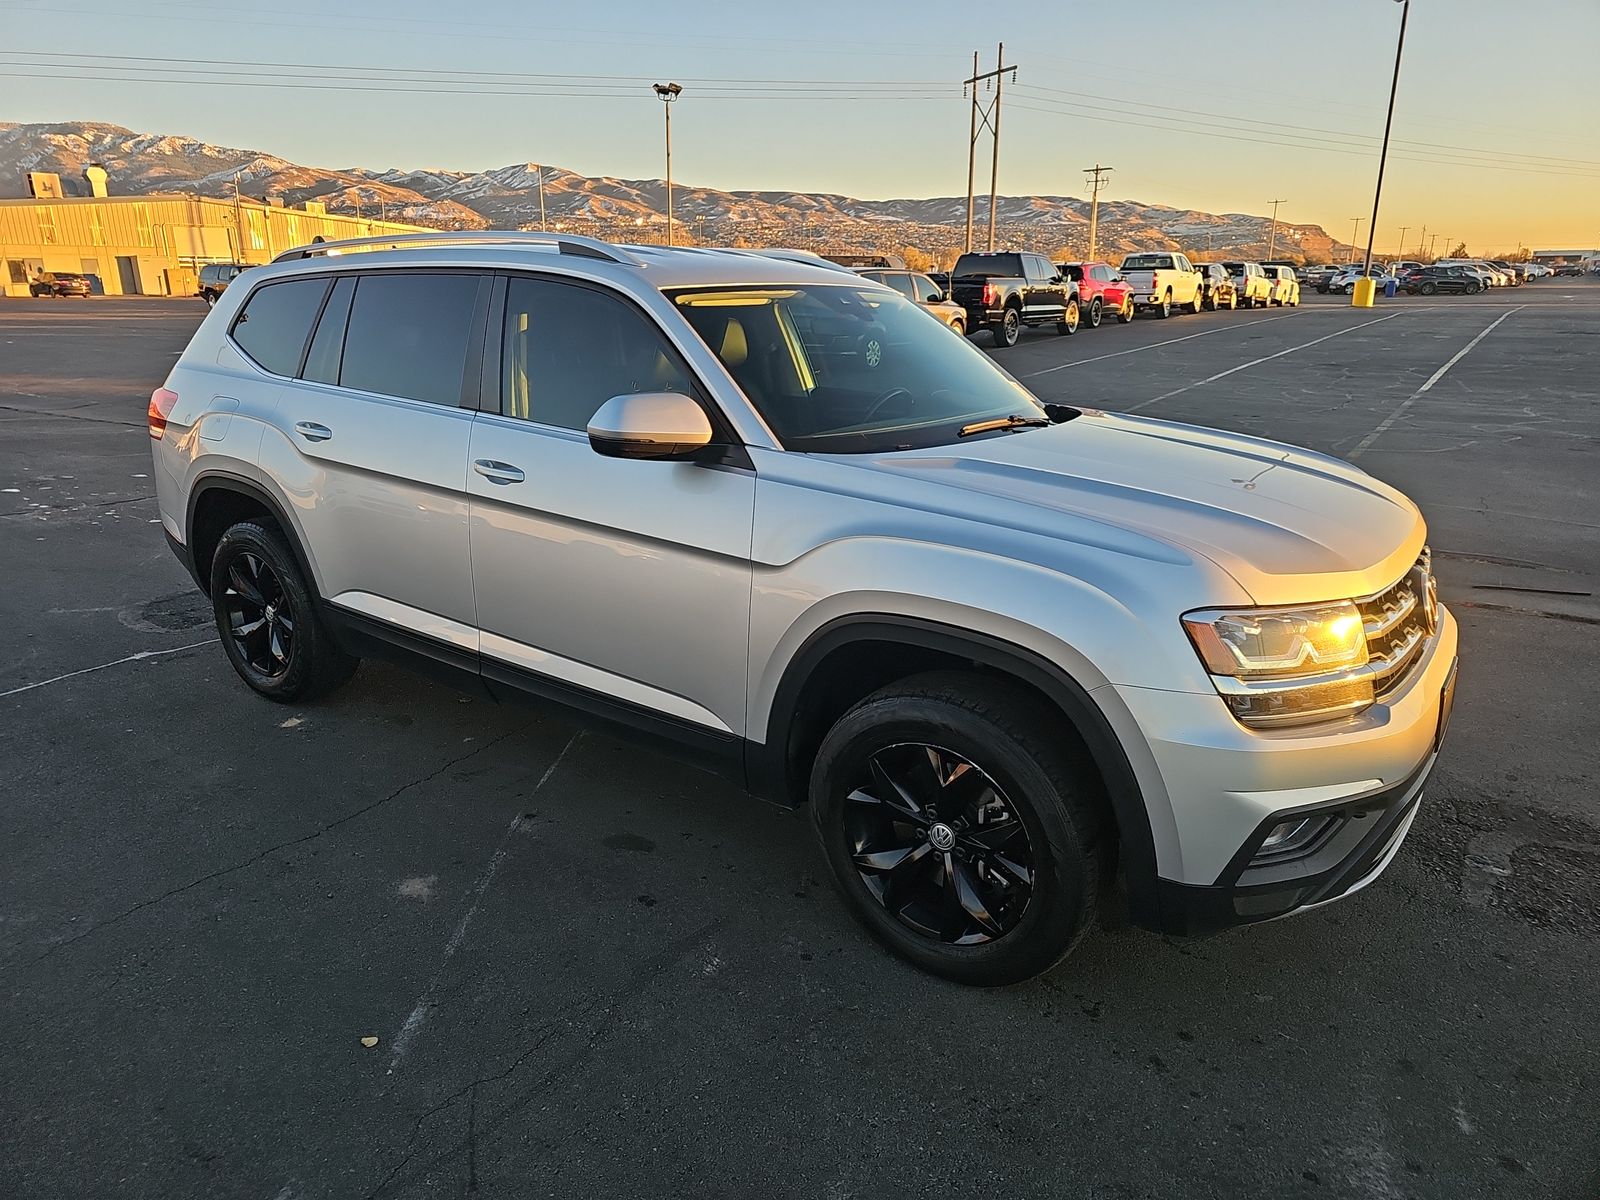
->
[753,613,1163,928]
[184,471,323,600]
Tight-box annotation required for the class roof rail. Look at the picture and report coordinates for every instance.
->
[270,230,643,266]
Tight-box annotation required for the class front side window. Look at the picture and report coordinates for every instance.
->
[501,276,694,430]
[339,272,481,405]
[671,284,1046,454]
[230,278,331,377]
[911,274,943,304]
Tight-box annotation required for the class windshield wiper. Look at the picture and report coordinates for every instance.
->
[958,414,1052,437]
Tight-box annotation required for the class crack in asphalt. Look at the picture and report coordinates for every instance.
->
[365,917,727,1199]
[2,730,521,976]
[0,402,145,428]
[0,493,155,519]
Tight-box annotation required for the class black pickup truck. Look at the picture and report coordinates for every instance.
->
[947,251,1080,348]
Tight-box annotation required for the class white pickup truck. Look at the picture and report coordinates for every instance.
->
[1118,252,1204,319]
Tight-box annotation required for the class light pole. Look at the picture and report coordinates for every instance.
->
[1354,0,1410,306]
[652,82,682,246]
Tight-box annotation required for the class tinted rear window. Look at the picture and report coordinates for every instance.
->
[952,253,1023,277]
[338,273,481,405]
[230,278,331,376]
[1120,254,1176,270]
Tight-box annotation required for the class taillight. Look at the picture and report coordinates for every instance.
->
[982,283,996,306]
[148,387,178,440]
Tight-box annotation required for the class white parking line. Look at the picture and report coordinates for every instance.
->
[1348,305,1525,459]
[0,638,218,699]
[1021,312,1301,377]
[1122,312,1408,412]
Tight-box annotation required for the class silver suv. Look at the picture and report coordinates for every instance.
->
[150,232,1459,985]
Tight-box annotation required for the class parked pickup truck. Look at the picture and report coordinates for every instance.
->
[949,251,1080,348]
[1117,252,1203,318]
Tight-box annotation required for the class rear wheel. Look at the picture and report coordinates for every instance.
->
[993,307,1021,348]
[1156,290,1172,319]
[1086,297,1103,328]
[210,521,358,702]
[1056,298,1080,335]
[811,673,1106,986]
[1227,292,1238,310]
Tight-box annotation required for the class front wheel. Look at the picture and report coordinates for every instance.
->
[1086,297,1103,328]
[1344,282,1357,295]
[1227,292,1238,310]
[1467,282,1481,294]
[810,673,1106,986]
[1057,298,1080,335]
[992,307,1021,348]
[1116,297,1135,323]
[1189,291,1203,315]
[951,317,966,336]
[1419,282,1438,295]
[210,521,358,702]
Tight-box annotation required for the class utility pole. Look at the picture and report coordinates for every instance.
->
[1348,217,1364,263]
[1083,163,1113,262]
[232,171,244,262]
[1429,233,1440,258]
[1266,198,1287,260]
[1398,225,1409,259]
[536,165,547,232]
[963,44,1016,253]
[1417,224,1427,259]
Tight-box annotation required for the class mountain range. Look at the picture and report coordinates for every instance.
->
[0,120,1352,263]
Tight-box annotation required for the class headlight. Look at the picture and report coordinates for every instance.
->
[1183,602,1374,728]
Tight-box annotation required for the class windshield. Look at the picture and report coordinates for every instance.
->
[669,284,1046,454]
[1120,254,1175,270]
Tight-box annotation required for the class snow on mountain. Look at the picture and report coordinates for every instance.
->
[0,120,1350,260]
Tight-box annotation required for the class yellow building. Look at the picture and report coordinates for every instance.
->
[1,194,429,298]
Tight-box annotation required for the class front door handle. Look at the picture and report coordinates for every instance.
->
[472,459,525,485]
[294,421,332,442]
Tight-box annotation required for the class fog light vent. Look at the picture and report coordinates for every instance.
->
[1252,814,1339,865]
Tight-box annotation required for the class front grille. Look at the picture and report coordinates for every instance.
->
[1357,548,1436,699]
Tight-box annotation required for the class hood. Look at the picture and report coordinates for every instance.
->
[840,411,1425,603]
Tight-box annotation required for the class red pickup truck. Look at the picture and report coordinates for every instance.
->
[1055,261,1135,327]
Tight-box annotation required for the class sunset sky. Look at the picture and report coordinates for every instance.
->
[3,0,1597,254]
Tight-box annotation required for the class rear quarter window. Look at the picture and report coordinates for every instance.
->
[229,278,332,377]
[337,272,483,405]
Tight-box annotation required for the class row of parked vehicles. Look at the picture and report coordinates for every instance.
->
[1310,258,1554,296]
[871,251,1303,348]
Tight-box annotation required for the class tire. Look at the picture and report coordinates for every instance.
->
[1116,297,1134,323]
[1156,290,1172,319]
[203,290,217,307]
[1467,282,1481,295]
[210,520,358,703]
[1419,282,1438,295]
[1202,291,1216,312]
[1228,292,1238,310]
[951,318,966,336]
[993,307,1021,348]
[1086,297,1103,329]
[1056,298,1080,335]
[810,672,1106,986]
[1190,290,1203,315]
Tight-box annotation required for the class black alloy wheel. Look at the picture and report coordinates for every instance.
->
[843,743,1035,946]
[994,307,1021,348]
[1086,297,1103,328]
[221,551,295,679]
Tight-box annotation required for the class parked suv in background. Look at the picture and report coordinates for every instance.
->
[856,268,968,334]
[1056,261,1136,326]
[199,263,252,306]
[1190,263,1237,310]
[151,231,1458,986]
[1263,265,1301,307]
[1223,261,1272,308]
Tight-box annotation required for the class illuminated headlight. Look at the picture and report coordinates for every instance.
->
[1183,602,1374,728]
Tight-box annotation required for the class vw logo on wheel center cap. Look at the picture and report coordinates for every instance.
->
[928,822,956,851]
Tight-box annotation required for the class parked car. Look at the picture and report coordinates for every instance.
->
[1056,260,1136,326]
[1439,259,1504,287]
[1262,265,1301,307]
[948,251,1080,347]
[1554,263,1585,277]
[1402,265,1482,295]
[1389,261,1425,278]
[29,271,92,298]
[1311,264,1350,293]
[1190,263,1238,310]
[1222,261,1273,308]
[1486,260,1524,286]
[1325,265,1395,295]
[1296,264,1325,284]
[857,268,969,335]
[199,263,252,306]
[1117,252,1203,318]
[151,230,1457,985]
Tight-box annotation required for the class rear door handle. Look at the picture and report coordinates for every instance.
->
[472,459,525,485]
[294,421,332,442]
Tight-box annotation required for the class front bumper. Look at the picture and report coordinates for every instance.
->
[1111,606,1458,936]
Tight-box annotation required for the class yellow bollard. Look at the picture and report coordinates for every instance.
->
[1351,277,1377,308]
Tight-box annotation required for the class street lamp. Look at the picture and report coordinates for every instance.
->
[1354,0,1410,306]
[652,81,682,246]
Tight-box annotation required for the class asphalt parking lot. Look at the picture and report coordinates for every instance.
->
[3,283,1598,1200]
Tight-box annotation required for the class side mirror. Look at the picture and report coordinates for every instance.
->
[587,392,713,461]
